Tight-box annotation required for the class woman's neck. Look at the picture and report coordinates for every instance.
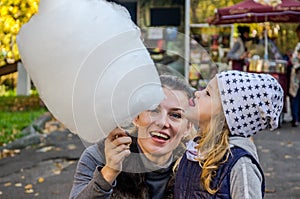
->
[143,152,173,168]
[136,142,173,169]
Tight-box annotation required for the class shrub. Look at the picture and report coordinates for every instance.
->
[0,95,45,112]
[0,95,47,146]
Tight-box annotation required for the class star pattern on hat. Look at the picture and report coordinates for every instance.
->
[217,71,284,137]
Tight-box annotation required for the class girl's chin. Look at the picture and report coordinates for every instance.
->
[185,116,199,127]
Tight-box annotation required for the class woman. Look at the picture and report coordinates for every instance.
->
[175,70,283,198]
[69,75,194,199]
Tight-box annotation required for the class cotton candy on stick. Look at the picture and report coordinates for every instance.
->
[17,0,164,143]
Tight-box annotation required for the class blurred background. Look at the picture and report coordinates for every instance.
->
[0,0,299,145]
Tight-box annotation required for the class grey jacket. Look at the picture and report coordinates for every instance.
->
[69,135,184,199]
[229,136,264,199]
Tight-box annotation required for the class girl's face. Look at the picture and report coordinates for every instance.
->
[136,87,191,158]
[186,77,221,128]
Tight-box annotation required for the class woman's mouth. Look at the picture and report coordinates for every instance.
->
[150,131,170,141]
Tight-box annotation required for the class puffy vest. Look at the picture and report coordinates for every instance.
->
[174,146,265,199]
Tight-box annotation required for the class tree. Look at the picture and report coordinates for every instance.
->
[0,0,39,67]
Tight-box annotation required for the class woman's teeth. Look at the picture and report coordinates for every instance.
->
[150,132,170,140]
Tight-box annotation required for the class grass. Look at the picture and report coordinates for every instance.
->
[0,95,47,146]
[0,110,46,146]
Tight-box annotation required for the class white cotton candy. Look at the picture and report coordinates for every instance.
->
[17,0,164,143]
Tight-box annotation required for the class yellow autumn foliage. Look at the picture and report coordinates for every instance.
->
[0,0,40,66]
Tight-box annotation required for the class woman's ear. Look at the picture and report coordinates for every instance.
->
[183,121,194,138]
[183,122,198,140]
[133,115,140,127]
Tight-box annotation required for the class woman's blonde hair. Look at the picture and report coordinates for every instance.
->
[196,88,231,194]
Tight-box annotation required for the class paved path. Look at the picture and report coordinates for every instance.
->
[255,122,300,199]
[0,130,85,199]
[0,123,299,198]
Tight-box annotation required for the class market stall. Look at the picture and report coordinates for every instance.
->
[208,0,300,59]
[208,0,300,119]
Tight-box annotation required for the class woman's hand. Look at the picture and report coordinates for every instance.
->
[101,128,132,184]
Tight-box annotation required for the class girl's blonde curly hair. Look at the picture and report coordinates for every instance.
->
[196,88,231,194]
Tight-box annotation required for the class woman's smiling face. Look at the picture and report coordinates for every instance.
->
[136,87,191,158]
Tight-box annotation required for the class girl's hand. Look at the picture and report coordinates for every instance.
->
[101,128,132,184]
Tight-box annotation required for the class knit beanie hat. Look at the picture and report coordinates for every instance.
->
[217,70,284,137]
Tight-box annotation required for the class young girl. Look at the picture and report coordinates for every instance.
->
[175,70,284,198]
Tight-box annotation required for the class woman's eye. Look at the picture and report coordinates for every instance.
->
[170,113,182,119]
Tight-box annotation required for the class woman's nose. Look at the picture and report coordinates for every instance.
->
[155,112,170,128]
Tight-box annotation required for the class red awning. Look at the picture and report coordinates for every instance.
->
[208,0,300,25]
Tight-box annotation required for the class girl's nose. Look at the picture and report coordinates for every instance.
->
[194,91,201,98]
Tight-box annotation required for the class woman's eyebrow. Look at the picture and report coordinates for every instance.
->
[170,108,185,112]
[148,105,161,110]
